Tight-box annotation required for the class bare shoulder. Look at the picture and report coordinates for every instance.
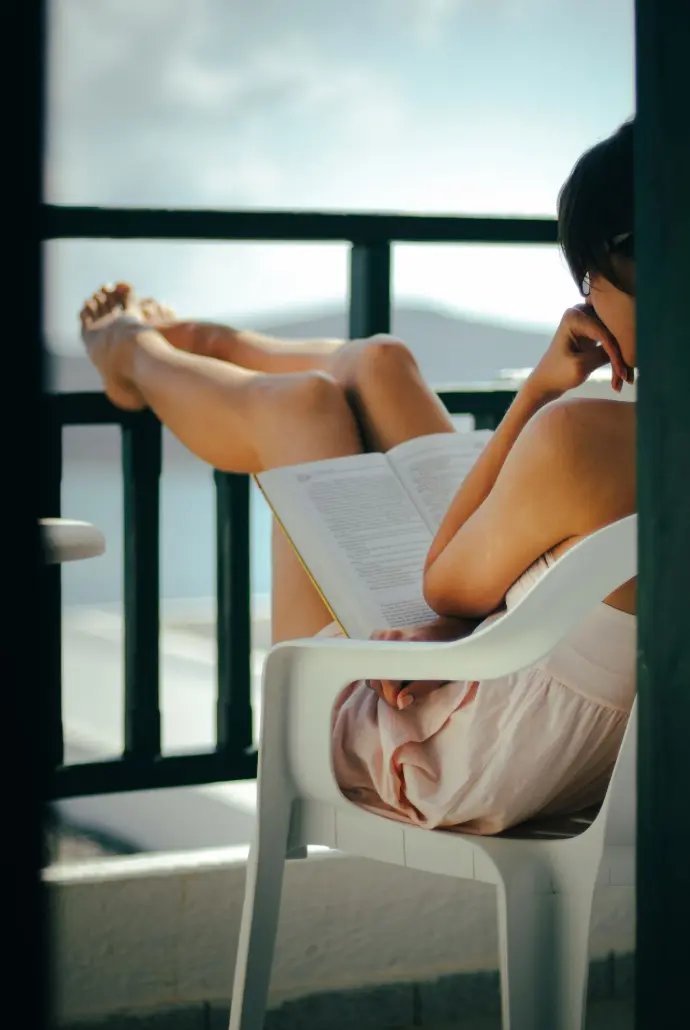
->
[533,394,634,434]
[532,396,636,528]
[545,396,635,460]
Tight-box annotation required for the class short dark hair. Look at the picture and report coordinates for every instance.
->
[557,119,634,295]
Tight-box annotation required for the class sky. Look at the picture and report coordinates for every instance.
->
[45,0,635,350]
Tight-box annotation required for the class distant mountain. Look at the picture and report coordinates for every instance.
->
[257,306,552,386]
[49,305,552,463]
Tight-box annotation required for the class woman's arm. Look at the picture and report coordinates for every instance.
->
[424,305,630,575]
[423,376,560,571]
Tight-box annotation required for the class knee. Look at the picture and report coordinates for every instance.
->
[296,369,348,412]
[268,369,349,421]
[353,336,418,392]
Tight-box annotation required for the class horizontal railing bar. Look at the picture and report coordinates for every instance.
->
[49,389,519,427]
[438,390,516,417]
[43,204,558,246]
[47,391,141,426]
[48,750,258,799]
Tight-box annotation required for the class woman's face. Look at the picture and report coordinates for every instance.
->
[587,257,636,370]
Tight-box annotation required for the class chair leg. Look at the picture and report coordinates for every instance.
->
[228,798,293,1030]
[496,880,554,1030]
[496,878,596,1030]
[551,885,596,1030]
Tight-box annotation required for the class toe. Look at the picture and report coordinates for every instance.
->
[115,282,134,310]
[100,283,118,306]
[102,285,122,314]
[94,290,109,318]
[81,298,97,322]
[80,298,99,330]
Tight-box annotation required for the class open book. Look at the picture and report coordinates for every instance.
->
[256,430,492,639]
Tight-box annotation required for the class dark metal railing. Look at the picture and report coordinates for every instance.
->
[44,204,553,798]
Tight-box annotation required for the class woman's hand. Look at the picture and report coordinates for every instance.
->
[365,616,477,710]
[528,304,633,397]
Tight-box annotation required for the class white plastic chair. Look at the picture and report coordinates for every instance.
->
[229,514,637,1030]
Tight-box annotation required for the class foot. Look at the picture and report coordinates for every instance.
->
[138,295,179,327]
[139,302,233,361]
[80,283,154,410]
[126,293,224,359]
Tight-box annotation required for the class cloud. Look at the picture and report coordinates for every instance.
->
[383,0,531,44]
[45,0,633,346]
[385,0,468,43]
[46,2,406,208]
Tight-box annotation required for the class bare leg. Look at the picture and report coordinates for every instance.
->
[181,323,342,374]
[81,286,360,641]
[116,285,454,448]
[270,526,336,641]
[270,343,458,642]
[138,313,451,449]
[339,338,455,451]
[80,284,362,474]
[81,288,455,644]
[116,281,344,374]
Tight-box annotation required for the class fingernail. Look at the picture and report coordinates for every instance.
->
[397,694,414,710]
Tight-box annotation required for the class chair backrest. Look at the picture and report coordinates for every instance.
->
[509,514,638,847]
[445,514,638,681]
[600,698,638,845]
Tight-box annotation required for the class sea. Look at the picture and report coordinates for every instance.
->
[60,462,274,613]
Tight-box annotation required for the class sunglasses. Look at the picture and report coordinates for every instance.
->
[580,231,634,297]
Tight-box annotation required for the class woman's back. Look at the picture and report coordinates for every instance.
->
[546,396,636,614]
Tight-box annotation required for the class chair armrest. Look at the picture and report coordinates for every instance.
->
[259,514,637,801]
[260,628,544,803]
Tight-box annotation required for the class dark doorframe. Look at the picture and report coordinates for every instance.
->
[635,1,690,1022]
[4,0,50,1026]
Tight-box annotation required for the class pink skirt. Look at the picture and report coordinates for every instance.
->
[324,599,636,835]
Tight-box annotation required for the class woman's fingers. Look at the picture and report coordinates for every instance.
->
[370,627,405,641]
[366,677,413,708]
[367,679,452,709]
[366,678,403,707]
[575,337,625,392]
[365,679,385,701]
[381,680,402,707]
[570,310,628,383]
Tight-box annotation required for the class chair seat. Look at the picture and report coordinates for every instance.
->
[494,805,601,841]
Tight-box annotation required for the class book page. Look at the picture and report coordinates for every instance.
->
[257,454,436,638]
[388,430,494,532]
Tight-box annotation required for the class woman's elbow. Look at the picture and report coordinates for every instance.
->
[423,564,467,617]
[423,563,499,620]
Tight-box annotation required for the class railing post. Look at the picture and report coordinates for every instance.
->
[473,413,498,431]
[474,395,513,430]
[41,398,63,770]
[214,470,253,756]
[122,411,162,759]
[349,241,392,338]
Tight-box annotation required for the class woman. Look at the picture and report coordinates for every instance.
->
[80,120,636,834]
